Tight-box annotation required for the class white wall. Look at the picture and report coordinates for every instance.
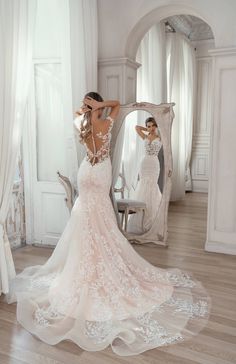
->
[98,0,236,59]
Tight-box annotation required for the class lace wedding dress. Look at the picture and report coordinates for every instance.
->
[128,137,163,234]
[7,117,211,356]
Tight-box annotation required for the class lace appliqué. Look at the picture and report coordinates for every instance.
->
[166,297,209,318]
[166,271,197,288]
[136,310,184,345]
[84,320,113,344]
[34,303,63,327]
[29,272,57,290]
[85,117,114,165]
[145,138,162,157]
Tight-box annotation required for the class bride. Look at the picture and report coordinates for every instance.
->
[128,117,163,234]
[7,92,211,356]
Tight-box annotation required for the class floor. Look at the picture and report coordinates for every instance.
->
[0,192,235,364]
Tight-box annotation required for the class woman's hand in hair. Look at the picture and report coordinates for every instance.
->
[83,97,101,111]
[135,125,148,139]
[75,104,90,116]
[136,125,147,132]
[84,97,120,120]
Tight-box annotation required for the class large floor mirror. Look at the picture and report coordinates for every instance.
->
[110,102,175,246]
[57,102,175,247]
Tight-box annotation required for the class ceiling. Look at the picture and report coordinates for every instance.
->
[165,15,214,41]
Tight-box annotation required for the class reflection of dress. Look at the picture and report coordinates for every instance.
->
[128,137,163,234]
[7,118,211,356]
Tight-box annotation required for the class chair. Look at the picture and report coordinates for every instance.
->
[114,173,147,232]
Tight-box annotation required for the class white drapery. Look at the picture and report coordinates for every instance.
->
[122,25,196,201]
[136,22,167,104]
[120,111,153,197]
[166,33,196,199]
[69,0,98,170]
[120,23,167,197]
[0,0,36,294]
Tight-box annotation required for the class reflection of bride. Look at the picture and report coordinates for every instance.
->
[128,117,163,234]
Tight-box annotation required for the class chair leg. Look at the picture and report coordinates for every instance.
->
[124,208,129,231]
[121,213,124,229]
[142,208,146,232]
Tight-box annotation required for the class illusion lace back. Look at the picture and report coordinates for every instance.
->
[85,116,114,165]
[7,120,211,356]
[128,137,163,234]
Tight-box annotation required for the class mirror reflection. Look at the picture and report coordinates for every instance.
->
[114,110,164,235]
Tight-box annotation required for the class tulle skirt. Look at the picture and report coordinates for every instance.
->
[6,157,211,356]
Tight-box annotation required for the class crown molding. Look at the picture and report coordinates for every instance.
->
[98,57,141,69]
[208,47,236,57]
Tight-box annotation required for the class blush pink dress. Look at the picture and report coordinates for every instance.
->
[7,116,211,356]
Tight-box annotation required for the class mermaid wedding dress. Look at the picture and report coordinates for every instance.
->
[128,137,163,234]
[7,116,211,356]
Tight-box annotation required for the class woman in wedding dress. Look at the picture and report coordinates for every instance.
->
[128,117,163,234]
[7,92,211,356]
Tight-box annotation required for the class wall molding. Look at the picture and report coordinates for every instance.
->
[192,135,210,147]
[98,57,140,103]
[191,56,212,193]
[192,180,208,193]
[98,57,141,70]
[209,47,236,57]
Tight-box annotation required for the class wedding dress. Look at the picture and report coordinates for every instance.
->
[7,116,211,356]
[128,137,163,234]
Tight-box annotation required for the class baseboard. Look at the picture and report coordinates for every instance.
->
[192,180,208,193]
[32,242,55,249]
[205,240,236,255]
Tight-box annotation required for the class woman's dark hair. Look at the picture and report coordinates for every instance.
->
[145,117,157,127]
[84,92,103,109]
[79,91,104,142]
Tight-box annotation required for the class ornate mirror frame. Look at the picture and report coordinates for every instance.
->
[110,102,175,246]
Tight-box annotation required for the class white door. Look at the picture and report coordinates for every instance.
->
[23,0,77,245]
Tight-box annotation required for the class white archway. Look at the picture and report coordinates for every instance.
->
[124,4,216,252]
[125,4,216,60]
[98,1,236,255]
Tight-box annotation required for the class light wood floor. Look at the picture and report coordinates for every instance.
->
[0,192,236,364]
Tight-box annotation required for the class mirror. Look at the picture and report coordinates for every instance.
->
[57,101,174,247]
[115,110,164,233]
[111,102,175,246]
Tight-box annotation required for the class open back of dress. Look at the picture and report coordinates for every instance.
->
[84,116,114,166]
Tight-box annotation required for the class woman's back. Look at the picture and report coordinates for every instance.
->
[84,116,114,165]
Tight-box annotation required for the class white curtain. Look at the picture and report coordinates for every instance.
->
[121,111,152,197]
[69,0,98,170]
[133,27,196,201]
[0,0,37,294]
[136,22,167,104]
[166,33,196,200]
[120,23,167,196]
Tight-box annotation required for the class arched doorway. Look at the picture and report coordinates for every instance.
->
[125,5,216,59]
[124,6,216,251]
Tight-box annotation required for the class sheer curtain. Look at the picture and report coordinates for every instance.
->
[136,22,167,104]
[166,33,196,200]
[0,0,36,294]
[120,23,167,196]
[121,111,152,197]
[135,27,196,201]
[69,0,98,170]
